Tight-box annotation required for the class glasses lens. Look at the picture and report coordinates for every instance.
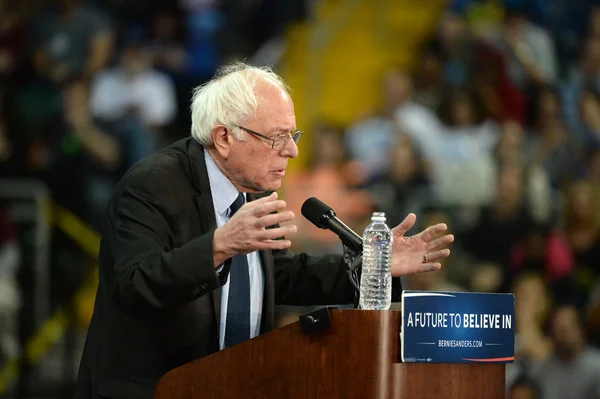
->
[292,131,302,144]
[274,131,301,150]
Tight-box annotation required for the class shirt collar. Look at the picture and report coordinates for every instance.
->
[203,149,242,217]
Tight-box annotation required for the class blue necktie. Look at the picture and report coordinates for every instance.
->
[224,193,251,348]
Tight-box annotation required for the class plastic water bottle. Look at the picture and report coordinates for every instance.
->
[359,212,393,310]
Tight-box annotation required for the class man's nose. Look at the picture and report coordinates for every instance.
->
[280,137,299,158]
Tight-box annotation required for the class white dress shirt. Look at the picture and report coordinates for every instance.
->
[203,149,264,349]
[90,68,177,127]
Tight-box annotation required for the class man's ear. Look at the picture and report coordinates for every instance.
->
[211,125,231,159]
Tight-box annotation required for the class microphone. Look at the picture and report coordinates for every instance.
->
[301,197,363,252]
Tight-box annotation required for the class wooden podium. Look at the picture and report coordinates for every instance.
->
[154,308,505,399]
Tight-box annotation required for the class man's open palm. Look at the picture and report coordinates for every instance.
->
[390,213,454,277]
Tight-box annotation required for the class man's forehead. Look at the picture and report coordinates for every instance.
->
[257,115,297,134]
[253,93,296,131]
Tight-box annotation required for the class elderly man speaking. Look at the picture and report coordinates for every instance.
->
[74,62,454,399]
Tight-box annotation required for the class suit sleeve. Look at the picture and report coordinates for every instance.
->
[272,249,355,307]
[272,249,403,307]
[103,167,229,318]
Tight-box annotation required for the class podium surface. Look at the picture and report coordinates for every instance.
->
[155,309,505,399]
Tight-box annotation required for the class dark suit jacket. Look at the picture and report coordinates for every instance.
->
[73,138,358,399]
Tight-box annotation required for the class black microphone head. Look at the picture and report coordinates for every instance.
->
[301,197,335,229]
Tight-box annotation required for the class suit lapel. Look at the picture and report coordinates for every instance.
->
[188,141,223,335]
[195,193,221,327]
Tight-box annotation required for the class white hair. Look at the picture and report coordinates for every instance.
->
[190,62,290,146]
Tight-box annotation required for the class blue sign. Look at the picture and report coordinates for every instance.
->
[401,291,515,364]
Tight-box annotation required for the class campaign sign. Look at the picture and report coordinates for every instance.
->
[400,291,515,364]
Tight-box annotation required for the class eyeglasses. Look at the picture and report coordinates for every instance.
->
[235,125,302,151]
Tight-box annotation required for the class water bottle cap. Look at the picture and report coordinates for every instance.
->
[371,212,386,221]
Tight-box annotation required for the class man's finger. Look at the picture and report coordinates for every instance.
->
[424,249,451,262]
[419,223,448,242]
[255,211,295,228]
[243,192,278,209]
[251,200,287,217]
[259,239,292,250]
[424,234,454,252]
[258,225,298,240]
[393,213,417,237]
[418,263,442,273]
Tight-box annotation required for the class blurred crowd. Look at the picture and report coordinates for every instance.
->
[0,0,301,393]
[1,0,600,398]
[284,1,600,398]
[0,0,299,227]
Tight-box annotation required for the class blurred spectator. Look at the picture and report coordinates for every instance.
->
[89,30,177,145]
[589,6,600,42]
[180,0,224,80]
[432,7,528,123]
[434,87,499,205]
[366,135,430,228]
[561,38,600,138]
[399,85,500,206]
[508,375,542,399]
[512,273,552,362]
[507,272,552,388]
[578,87,600,149]
[286,124,373,254]
[31,0,114,85]
[430,11,477,87]
[533,304,600,399]
[64,81,121,169]
[51,80,122,227]
[412,48,445,112]
[470,261,505,292]
[563,179,600,308]
[392,69,443,162]
[345,70,409,182]
[0,0,28,79]
[485,6,557,91]
[146,8,189,79]
[528,0,590,78]
[438,86,488,128]
[472,43,527,124]
[495,120,526,164]
[0,0,30,166]
[528,85,587,189]
[0,206,20,365]
[9,0,114,181]
[493,121,554,225]
[510,222,574,283]
[462,163,535,290]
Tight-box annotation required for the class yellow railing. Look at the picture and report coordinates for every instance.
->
[0,202,100,394]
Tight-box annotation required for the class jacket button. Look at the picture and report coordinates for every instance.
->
[192,287,201,296]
